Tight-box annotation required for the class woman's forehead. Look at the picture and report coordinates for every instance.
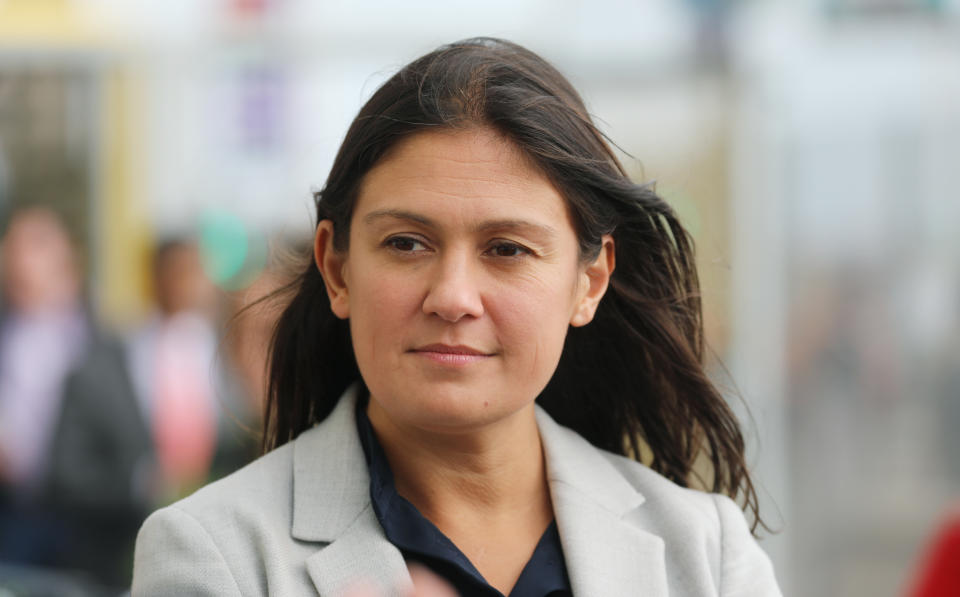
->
[353,127,570,227]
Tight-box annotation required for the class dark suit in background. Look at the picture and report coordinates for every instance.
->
[45,332,256,590]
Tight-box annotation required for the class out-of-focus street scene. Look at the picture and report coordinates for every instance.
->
[0,0,958,595]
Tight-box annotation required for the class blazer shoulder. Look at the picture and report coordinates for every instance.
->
[134,442,303,596]
[134,505,243,596]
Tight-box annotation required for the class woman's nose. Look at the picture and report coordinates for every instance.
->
[421,255,484,322]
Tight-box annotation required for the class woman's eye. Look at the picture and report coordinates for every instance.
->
[385,236,426,252]
[488,243,530,258]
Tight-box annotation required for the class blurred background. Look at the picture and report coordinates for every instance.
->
[0,0,958,595]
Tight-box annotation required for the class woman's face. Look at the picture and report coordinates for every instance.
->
[316,127,612,434]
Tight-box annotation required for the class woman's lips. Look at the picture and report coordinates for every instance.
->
[410,344,493,365]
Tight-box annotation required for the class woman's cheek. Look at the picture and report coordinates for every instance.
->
[362,268,422,314]
[494,268,579,323]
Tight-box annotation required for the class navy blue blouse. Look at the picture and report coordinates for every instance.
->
[356,399,572,597]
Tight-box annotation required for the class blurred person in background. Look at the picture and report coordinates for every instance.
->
[0,206,92,566]
[45,237,255,591]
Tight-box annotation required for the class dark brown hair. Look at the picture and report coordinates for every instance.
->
[263,38,764,532]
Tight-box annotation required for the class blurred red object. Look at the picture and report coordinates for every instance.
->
[909,509,960,597]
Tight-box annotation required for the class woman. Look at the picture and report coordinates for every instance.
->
[133,38,781,596]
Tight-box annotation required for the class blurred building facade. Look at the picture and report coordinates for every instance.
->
[1,0,959,595]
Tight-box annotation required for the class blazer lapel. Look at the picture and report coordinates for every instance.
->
[291,385,411,596]
[304,503,413,597]
[536,407,669,596]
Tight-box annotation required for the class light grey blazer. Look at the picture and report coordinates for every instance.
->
[132,386,782,596]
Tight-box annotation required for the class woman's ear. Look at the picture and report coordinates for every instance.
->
[314,220,350,320]
[570,234,615,327]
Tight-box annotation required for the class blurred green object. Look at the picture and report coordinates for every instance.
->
[200,210,248,284]
[198,209,266,291]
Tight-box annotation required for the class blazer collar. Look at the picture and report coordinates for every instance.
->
[536,406,669,596]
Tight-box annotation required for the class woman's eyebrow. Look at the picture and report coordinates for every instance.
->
[476,219,558,241]
[362,209,558,240]
[363,209,434,227]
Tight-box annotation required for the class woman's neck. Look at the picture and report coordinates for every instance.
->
[366,397,554,594]
[365,398,551,522]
